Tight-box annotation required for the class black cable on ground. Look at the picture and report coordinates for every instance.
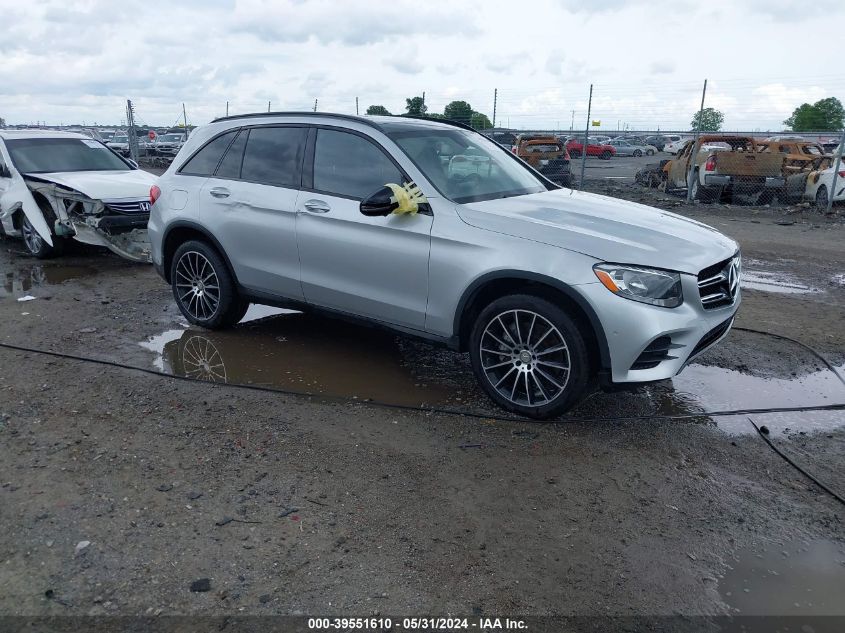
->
[734,326,845,386]
[748,417,845,506]
[1,340,844,425]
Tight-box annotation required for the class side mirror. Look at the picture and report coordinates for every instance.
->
[360,186,396,217]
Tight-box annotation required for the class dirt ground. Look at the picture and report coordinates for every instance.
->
[1,187,844,622]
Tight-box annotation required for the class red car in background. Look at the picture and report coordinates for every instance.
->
[562,137,616,160]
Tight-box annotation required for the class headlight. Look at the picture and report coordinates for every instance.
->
[593,264,683,308]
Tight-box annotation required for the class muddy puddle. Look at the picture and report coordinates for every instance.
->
[720,539,845,616]
[0,264,99,299]
[139,309,845,430]
[742,270,821,295]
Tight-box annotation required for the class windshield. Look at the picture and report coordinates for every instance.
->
[387,127,547,203]
[113,135,128,143]
[161,134,183,142]
[6,138,131,173]
[100,131,115,139]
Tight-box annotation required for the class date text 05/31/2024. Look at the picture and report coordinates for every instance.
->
[308,617,528,630]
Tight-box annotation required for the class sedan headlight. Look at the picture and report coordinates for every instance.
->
[593,264,683,308]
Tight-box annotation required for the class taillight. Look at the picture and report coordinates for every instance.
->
[150,185,161,205]
[705,155,717,172]
[838,170,845,178]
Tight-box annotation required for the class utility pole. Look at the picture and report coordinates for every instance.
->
[313,99,318,112]
[686,79,708,202]
[226,101,229,117]
[182,103,188,137]
[356,97,359,116]
[268,100,271,112]
[422,91,426,114]
[579,84,593,191]
[492,88,497,128]
[827,128,845,215]
[126,100,139,163]
[570,110,575,132]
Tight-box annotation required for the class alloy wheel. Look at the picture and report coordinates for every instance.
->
[174,250,221,320]
[21,217,43,254]
[479,309,571,407]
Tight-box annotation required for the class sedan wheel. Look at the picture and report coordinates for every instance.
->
[20,214,62,258]
[633,150,643,157]
[470,295,589,419]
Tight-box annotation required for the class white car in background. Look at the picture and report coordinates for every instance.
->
[805,162,845,207]
[0,130,156,261]
[664,136,692,154]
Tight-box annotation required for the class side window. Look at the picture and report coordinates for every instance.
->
[240,126,306,188]
[215,130,247,179]
[179,131,237,176]
[313,129,403,200]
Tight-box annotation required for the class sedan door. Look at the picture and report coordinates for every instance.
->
[296,127,433,331]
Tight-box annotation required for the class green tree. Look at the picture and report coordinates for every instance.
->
[784,97,845,131]
[443,100,474,125]
[470,112,493,130]
[691,107,724,132]
[405,96,427,116]
[365,105,391,116]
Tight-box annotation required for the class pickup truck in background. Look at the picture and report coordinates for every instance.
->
[663,135,785,203]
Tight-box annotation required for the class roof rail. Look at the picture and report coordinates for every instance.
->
[210,111,381,130]
[398,115,481,134]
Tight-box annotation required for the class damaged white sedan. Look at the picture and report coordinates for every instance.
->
[0,130,156,261]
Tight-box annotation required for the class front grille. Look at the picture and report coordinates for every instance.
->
[698,254,740,310]
[104,199,152,215]
[690,317,734,358]
[631,336,678,370]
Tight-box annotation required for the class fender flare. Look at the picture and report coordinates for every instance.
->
[453,270,611,369]
[161,220,239,284]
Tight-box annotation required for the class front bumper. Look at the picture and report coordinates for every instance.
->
[578,274,740,385]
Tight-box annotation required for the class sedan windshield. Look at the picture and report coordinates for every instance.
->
[6,138,131,173]
[386,127,547,203]
[161,134,184,142]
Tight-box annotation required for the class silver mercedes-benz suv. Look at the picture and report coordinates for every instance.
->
[148,113,740,419]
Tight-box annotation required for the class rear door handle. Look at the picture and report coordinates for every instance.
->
[209,187,230,198]
[303,199,331,214]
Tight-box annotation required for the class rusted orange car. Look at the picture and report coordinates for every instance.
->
[757,140,830,174]
[512,135,573,186]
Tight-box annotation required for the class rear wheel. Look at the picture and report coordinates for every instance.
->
[171,240,249,329]
[633,149,643,157]
[646,149,655,156]
[815,185,829,208]
[569,149,581,159]
[469,294,590,419]
[600,150,612,160]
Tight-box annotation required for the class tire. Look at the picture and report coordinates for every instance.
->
[469,294,590,419]
[20,213,63,259]
[633,150,643,157]
[569,150,581,159]
[170,240,249,329]
[646,149,655,156]
[815,185,829,208]
[600,150,612,160]
[690,171,715,202]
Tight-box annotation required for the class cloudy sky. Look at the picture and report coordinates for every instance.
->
[1,0,843,132]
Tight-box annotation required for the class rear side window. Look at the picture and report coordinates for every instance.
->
[180,131,237,176]
[313,129,403,199]
[240,126,305,188]
[215,130,247,179]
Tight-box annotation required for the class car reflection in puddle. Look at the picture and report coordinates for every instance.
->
[140,309,845,430]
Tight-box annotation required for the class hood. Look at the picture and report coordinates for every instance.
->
[456,189,738,275]
[24,170,157,201]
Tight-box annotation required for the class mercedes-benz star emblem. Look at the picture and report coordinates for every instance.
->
[728,258,740,298]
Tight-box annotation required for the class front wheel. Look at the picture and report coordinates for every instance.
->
[815,185,829,208]
[600,150,612,160]
[646,149,655,156]
[569,150,581,159]
[633,150,643,157]
[21,214,63,259]
[469,295,590,419]
[171,240,249,329]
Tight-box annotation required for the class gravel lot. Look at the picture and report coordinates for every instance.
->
[1,181,844,623]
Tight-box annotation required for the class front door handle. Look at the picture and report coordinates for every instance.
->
[209,187,230,198]
[303,199,331,214]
